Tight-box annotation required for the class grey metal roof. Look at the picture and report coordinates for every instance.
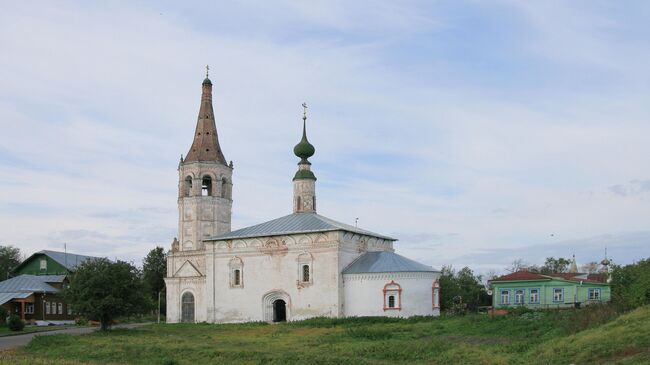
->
[0,275,60,294]
[0,292,32,305]
[0,274,66,304]
[210,212,396,241]
[39,250,100,271]
[342,251,438,274]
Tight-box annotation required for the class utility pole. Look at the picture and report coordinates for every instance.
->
[157,291,161,324]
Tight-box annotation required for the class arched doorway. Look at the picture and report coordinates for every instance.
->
[181,292,195,323]
[273,299,286,322]
[262,290,290,322]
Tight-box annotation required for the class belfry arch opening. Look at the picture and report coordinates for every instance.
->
[202,176,212,196]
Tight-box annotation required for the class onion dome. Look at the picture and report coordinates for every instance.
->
[293,109,315,164]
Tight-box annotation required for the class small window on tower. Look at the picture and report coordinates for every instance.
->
[184,176,193,197]
[202,176,212,196]
[221,178,228,199]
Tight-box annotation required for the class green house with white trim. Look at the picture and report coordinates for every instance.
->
[489,270,610,309]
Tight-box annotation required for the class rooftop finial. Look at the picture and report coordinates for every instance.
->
[206,64,210,78]
[302,102,308,121]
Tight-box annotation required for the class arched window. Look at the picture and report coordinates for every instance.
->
[296,252,313,286]
[383,281,402,311]
[234,269,241,286]
[181,292,195,323]
[202,176,212,196]
[432,280,440,309]
[229,257,243,288]
[221,178,228,198]
[184,176,193,197]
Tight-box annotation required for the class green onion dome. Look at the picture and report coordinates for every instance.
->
[202,77,212,85]
[293,119,315,163]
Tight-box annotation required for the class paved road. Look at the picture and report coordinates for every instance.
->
[0,323,148,351]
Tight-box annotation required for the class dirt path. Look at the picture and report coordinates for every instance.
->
[0,323,149,351]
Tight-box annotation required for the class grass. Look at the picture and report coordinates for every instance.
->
[0,305,648,364]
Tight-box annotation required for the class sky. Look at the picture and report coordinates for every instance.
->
[1,1,649,276]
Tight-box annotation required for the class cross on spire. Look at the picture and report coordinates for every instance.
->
[302,102,308,121]
[206,65,210,78]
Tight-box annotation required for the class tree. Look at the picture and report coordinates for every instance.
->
[507,258,527,273]
[142,247,167,315]
[64,258,150,330]
[610,258,650,310]
[0,245,21,280]
[581,262,599,274]
[439,265,491,313]
[540,257,572,274]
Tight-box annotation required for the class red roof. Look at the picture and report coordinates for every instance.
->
[492,270,608,284]
[491,271,548,281]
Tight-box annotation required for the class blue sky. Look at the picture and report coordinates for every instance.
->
[1,1,649,275]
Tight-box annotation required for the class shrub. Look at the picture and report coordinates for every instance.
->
[8,315,25,331]
[0,306,8,325]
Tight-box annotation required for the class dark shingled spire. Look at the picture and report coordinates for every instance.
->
[184,71,227,164]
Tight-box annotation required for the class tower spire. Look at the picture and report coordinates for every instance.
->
[184,70,227,164]
[293,102,316,213]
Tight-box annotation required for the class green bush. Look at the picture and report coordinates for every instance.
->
[8,314,24,331]
[0,306,8,325]
[611,257,650,310]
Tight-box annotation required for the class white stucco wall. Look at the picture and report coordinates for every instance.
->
[204,232,343,323]
[343,272,441,318]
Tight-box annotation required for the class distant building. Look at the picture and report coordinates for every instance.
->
[0,250,101,323]
[489,270,610,310]
[165,73,441,323]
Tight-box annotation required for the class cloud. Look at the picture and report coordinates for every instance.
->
[609,180,650,197]
[0,1,649,270]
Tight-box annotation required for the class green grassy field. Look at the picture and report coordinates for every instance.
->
[1,305,648,365]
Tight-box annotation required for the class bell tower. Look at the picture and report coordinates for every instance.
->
[177,68,233,251]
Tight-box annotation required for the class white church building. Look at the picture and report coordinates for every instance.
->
[165,73,441,323]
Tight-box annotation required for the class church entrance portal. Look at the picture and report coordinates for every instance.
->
[273,299,286,322]
[181,292,195,323]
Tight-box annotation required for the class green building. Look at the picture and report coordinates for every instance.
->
[0,250,101,323]
[489,270,610,309]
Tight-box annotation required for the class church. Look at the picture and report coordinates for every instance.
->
[164,72,441,323]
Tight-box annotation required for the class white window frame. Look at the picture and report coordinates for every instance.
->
[40,258,47,270]
[553,288,564,303]
[529,288,540,304]
[45,301,51,314]
[58,303,63,314]
[514,289,524,305]
[25,303,34,314]
[500,289,510,305]
[588,288,601,300]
